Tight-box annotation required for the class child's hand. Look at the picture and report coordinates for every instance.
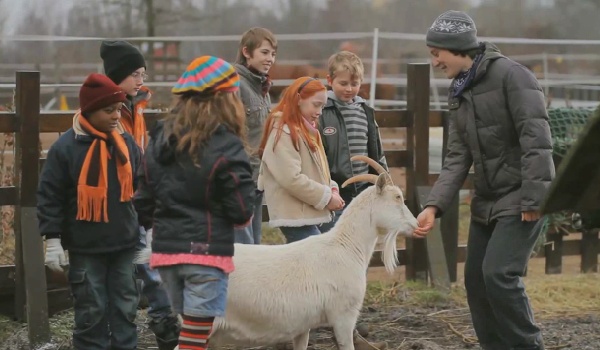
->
[45,238,68,273]
[234,215,254,229]
[327,192,345,211]
[522,211,540,222]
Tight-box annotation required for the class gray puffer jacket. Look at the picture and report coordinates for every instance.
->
[426,42,555,224]
[235,64,272,182]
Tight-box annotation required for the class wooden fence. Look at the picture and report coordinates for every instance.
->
[0,64,598,347]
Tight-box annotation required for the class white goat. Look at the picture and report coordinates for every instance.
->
[136,156,419,350]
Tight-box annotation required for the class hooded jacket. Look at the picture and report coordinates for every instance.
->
[37,114,142,253]
[426,42,555,223]
[134,120,256,256]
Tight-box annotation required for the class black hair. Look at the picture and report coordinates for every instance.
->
[449,44,484,59]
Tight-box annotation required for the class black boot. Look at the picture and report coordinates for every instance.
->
[149,315,181,350]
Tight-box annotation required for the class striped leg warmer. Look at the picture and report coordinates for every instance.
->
[178,314,214,350]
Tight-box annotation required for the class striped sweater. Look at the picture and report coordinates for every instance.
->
[327,90,369,176]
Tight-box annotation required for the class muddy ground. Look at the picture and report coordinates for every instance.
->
[2,294,599,350]
[355,305,600,350]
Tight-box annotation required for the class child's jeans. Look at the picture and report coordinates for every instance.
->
[234,192,264,244]
[318,208,345,233]
[68,248,139,350]
[157,264,229,317]
[135,227,174,322]
[280,225,321,244]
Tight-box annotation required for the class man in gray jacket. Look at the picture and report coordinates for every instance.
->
[415,11,554,350]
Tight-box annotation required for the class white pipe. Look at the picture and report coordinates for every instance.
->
[369,28,379,108]
[542,52,549,96]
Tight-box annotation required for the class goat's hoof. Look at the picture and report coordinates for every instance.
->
[353,331,387,350]
[374,341,388,350]
[356,323,369,337]
[354,340,387,350]
[275,342,293,350]
[308,329,318,345]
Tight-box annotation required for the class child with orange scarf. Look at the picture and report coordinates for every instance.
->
[38,73,142,350]
[101,40,180,350]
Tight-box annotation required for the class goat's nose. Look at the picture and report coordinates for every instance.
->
[411,218,419,229]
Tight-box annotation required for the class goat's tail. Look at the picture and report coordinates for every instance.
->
[134,247,152,265]
[135,227,153,265]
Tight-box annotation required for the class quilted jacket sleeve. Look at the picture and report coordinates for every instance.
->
[425,112,473,216]
[505,64,555,211]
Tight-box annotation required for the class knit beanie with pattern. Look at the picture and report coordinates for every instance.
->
[79,73,127,115]
[426,10,479,51]
[100,40,146,84]
[172,56,240,95]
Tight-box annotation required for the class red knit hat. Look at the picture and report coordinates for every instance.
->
[79,73,127,115]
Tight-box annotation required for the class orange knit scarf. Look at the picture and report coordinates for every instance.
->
[77,115,133,222]
[120,94,149,149]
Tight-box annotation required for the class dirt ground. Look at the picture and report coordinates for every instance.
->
[359,259,600,350]
[1,256,599,350]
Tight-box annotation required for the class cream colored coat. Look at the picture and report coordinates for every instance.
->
[258,120,337,227]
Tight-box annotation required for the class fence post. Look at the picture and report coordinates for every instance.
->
[14,71,50,345]
[545,231,563,274]
[405,63,430,281]
[580,229,599,273]
[417,186,450,290]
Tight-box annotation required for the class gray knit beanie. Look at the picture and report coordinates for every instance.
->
[426,10,479,51]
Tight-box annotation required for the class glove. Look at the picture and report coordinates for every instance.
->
[234,215,253,229]
[45,238,67,273]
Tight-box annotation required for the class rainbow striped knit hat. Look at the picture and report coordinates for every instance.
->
[172,56,240,95]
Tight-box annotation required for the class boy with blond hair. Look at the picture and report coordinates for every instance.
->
[318,51,387,232]
[317,51,388,350]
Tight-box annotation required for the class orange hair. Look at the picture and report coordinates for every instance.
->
[258,77,326,157]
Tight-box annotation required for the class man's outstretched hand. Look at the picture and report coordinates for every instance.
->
[414,206,438,238]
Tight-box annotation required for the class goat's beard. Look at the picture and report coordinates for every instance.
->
[381,230,399,274]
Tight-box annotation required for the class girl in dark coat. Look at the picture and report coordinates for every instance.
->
[134,56,256,350]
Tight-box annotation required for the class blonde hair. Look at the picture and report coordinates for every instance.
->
[236,27,278,65]
[327,51,364,81]
[164,92,246,164]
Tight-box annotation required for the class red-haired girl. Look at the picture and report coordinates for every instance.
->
[258,77,344,243]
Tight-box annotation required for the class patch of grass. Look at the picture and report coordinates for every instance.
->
[365,280,466,309]
[261,223,285,245]
[48,310,74,347]
[0,314,24,343]
[364,272,600,320]
[525,273,600,318]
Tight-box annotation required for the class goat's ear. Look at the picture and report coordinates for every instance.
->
[376,174,387,194]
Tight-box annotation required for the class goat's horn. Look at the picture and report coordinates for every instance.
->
[350,155,387,175]
[342,174,379,188]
